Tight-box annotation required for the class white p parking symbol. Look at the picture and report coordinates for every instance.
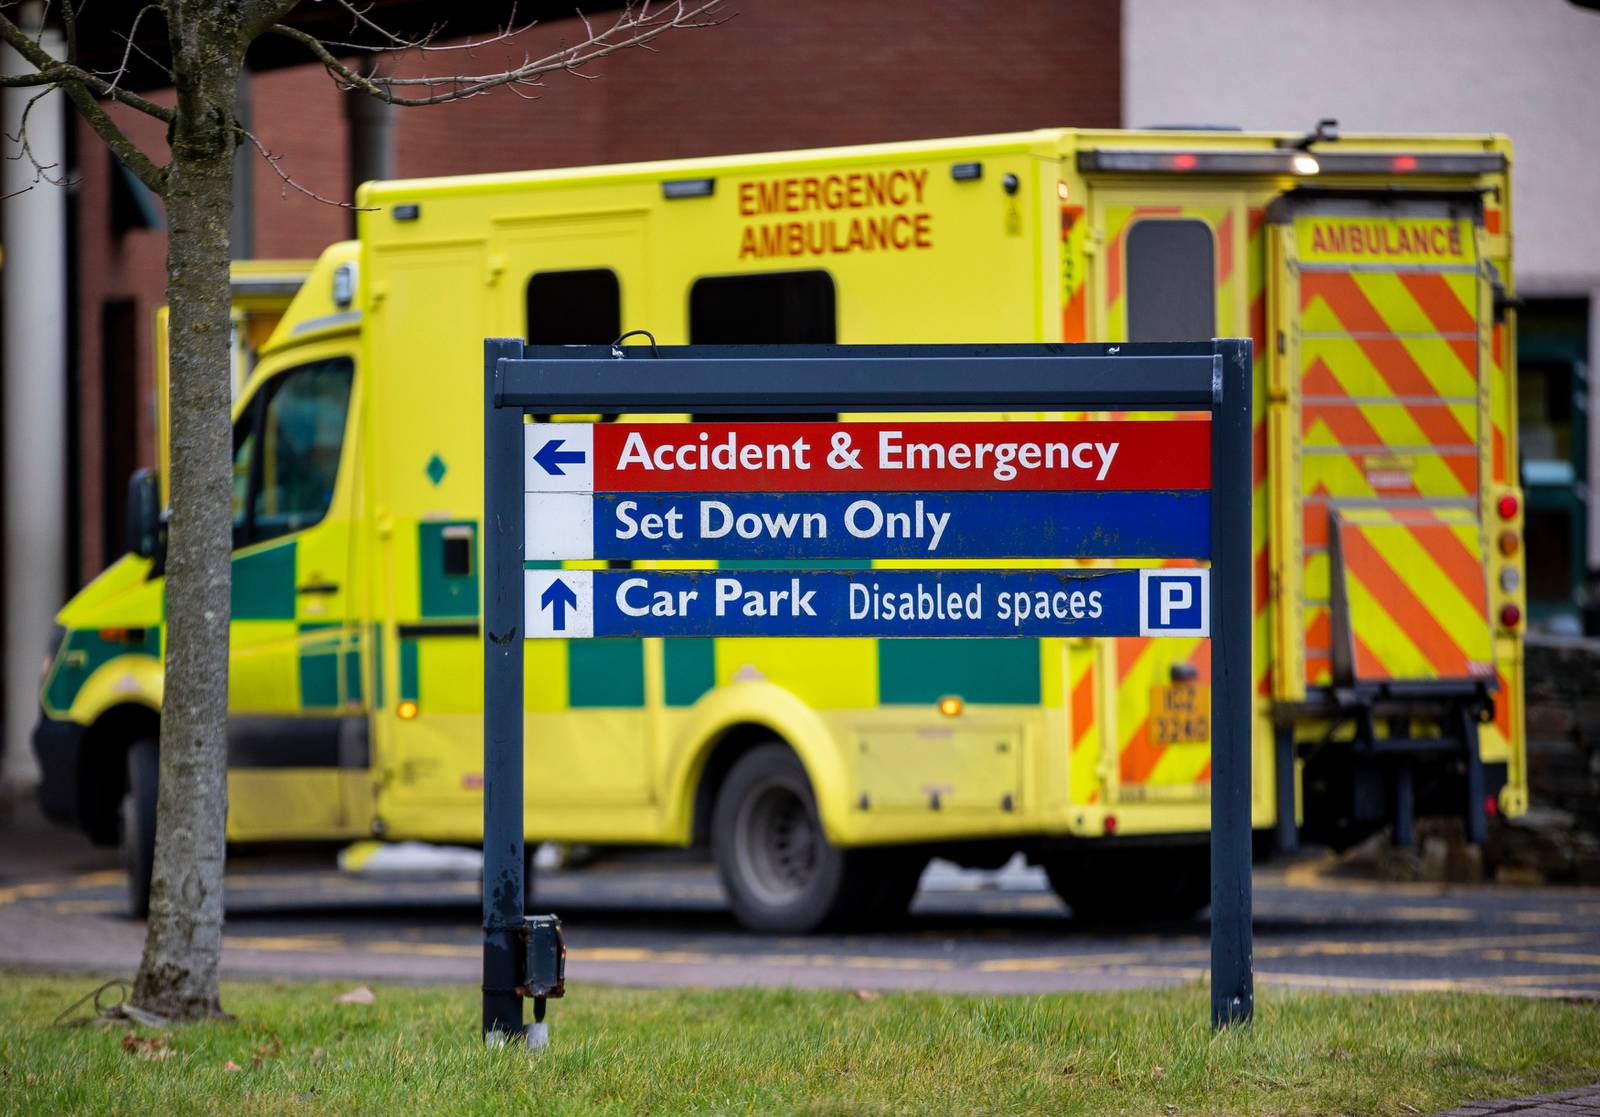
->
[1160,580,1193,626]
[1139,570,1210,637]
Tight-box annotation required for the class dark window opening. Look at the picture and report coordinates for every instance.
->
[688,271,838,422]
[1125,219,1216,343]
[689,271,837,345]
[442,532,473,577]
[525,268,621,346]
[232,356,355,548]
[100,300,139,560]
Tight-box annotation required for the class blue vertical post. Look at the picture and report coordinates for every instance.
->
[483,337,527,1041]
[1210,337,1255,1028]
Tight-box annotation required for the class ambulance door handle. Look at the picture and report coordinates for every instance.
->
[297,581,341,596]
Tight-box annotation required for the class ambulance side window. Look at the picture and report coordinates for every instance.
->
[1125,219,1215,343]
[526,269,621,344]
[232,356,355,547]
[689,271,836,344]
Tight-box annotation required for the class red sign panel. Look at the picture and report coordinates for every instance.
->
[589,420,1210,493]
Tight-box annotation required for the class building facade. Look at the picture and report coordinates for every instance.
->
[1,0,1123,786]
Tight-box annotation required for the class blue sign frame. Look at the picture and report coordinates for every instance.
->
[483,340,1255,1040]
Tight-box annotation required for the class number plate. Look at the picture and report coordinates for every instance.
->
[1149,683,1210,745]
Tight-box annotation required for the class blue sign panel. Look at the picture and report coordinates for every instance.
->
[525,490,1210,562]
[524,567,1208,640]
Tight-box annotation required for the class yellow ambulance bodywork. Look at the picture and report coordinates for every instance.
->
[39,127,1525,905]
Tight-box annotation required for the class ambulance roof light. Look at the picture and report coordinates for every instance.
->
[951,162,983,181]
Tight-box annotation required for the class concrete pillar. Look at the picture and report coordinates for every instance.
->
[2,5,67,793]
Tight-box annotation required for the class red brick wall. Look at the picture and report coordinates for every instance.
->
[71,0,1121,580]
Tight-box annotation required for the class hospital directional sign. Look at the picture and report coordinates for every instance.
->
[524,568,1210,639]
[483,340,1256,1041]
[525,420,1212,561]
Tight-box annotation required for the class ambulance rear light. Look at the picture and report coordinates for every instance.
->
[1498,530,1520,557]
[662,177,715,200]
[1499,567,1521,593]
[1499,603,1522,629]
[1497,494,1519,520]
[1103,814,1118,836]
[1076,150,1506,176]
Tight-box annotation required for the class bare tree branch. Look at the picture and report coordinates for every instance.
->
[6,84,73,186]
[271,0,722,107]
[238,125,375,212]
[0,13,169,193]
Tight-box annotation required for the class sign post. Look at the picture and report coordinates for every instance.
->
[483,340,1254,1040]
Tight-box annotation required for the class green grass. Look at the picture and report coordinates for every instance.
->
[1,972,1596,1116]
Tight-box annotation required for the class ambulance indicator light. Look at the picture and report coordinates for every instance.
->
[1056,181,1070,200]
[662,177,715,200]
[1171,153,1198,170]
[951,162,983,182]
[1392,155,1418,172]
[1291,153,1321,175]
[938,695,964,718]
[1498,530,1520,557]
[1499,603,1522,629]
[398,700,419,720]
[1497,493,1519,520]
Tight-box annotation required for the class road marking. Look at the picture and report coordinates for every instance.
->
[0,870,125,905]
[1482,949,1600,967]
[1255,931,1590,960]
[977,950,1203,973]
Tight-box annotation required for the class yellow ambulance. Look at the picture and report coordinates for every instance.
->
[34,126,1526,930]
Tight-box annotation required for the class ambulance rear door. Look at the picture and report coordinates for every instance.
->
[1085,182,1251,807]
[1266,192,1494,696]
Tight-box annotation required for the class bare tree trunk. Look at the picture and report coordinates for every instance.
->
[131,4,243,1021]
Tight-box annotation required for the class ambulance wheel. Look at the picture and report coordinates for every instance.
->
[122,739,159,920]
[1042,845,1211,924]
[713,743,878,933]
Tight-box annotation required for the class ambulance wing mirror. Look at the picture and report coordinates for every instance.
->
[126,467,162,560]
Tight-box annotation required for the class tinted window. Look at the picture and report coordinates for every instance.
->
[1125,219,1215,343]
[235,357,355,545]
[526,269,621,345]
[689,271,836,344]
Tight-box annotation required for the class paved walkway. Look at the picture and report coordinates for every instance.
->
[1437,1085,1600,1115]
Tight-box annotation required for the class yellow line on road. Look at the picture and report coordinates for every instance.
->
[0,870,125,905]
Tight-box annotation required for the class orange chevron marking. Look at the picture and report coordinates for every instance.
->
[1304,275,1479,451]
[1071,665,1095,743]
[1217,209,1235,285]
[1403,519,1487,615]
[1396,271,1476,334]
[1340,525,1474,677]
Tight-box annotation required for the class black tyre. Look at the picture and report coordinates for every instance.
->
[712,743,907,933]
[122,739,159,919]
[1041,844,1211,924]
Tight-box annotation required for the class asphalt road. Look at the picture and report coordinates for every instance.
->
[3,804,1598,999]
